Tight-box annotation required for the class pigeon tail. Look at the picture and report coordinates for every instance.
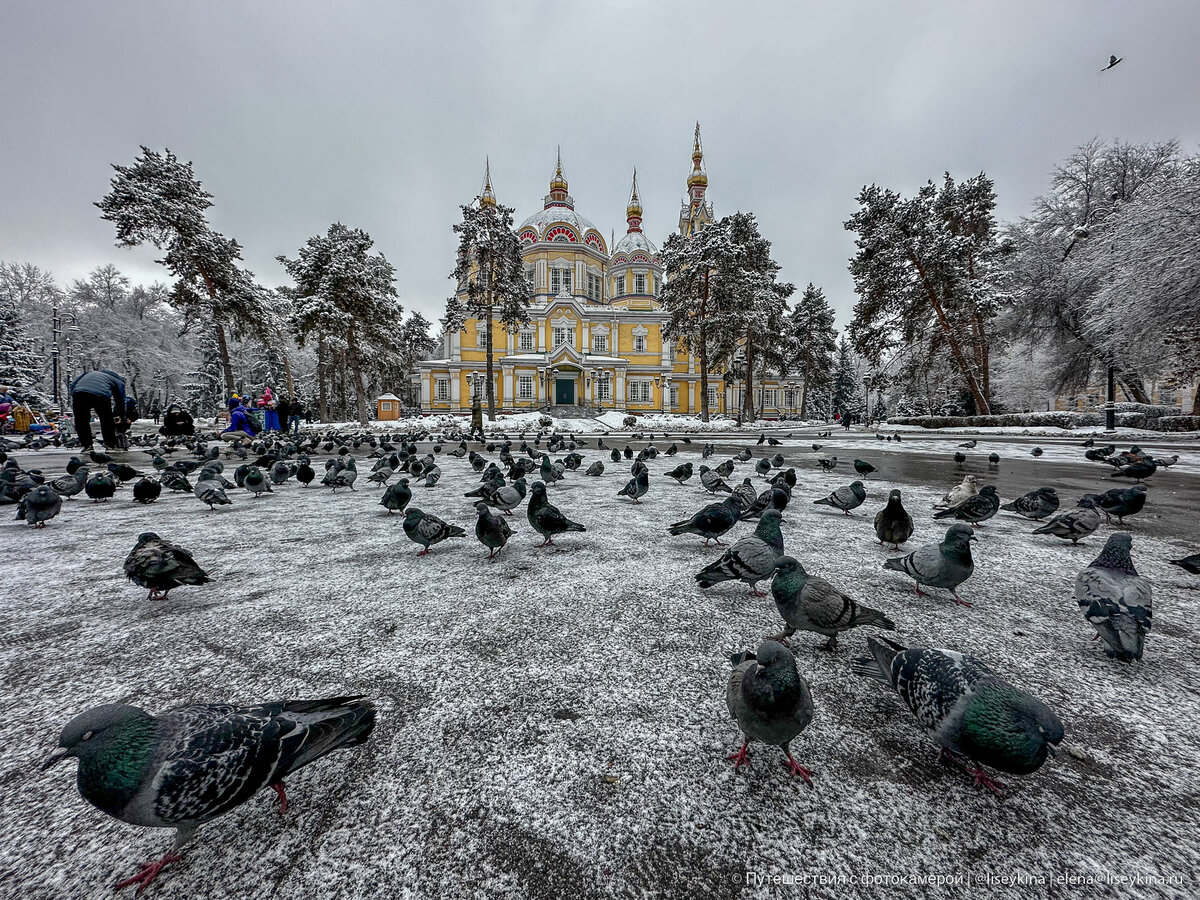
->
[273,697,377,774]
[854,606,896,631]
[850,636,905,687]
[881,556,907,573]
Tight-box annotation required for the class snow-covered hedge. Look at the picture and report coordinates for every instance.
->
[888,406,1191,430]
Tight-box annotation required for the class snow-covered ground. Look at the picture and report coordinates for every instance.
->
[2,435,1197,899]
[323,411,770,435]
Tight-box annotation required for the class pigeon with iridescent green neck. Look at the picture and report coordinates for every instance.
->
[725,640,815,783]
[43,697,375,896]
[695,509,785,596]
[883,524,976,606]
[771,556,895,651]
[852,637,1064,795]
[1075,533,1152,661]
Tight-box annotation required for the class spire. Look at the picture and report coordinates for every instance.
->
[688,121,708,190]
[625,168,643,233]
[680,122,713,236]
[545,146,573,208]
[479,157,496,208]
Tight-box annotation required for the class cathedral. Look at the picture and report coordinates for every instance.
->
[416,126,803,417]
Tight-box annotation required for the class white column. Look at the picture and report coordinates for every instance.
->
[616,371,626,410]
[451,330,461,362]
[421,373,431,407]
[502,367,513,408]
[450,373,461,407]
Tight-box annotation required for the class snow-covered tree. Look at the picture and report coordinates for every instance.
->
[846,173,1011,415]
[96,147,272,394]
[0,281,45,400]
[396,312,437,405]
[788,283,838,420]
[0,261,59,401]
[451,198,532,420]
[831,336,863,420]
[279,223,403,425]
[659,217,740,422]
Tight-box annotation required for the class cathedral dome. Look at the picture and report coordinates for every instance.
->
[516,150,606,253]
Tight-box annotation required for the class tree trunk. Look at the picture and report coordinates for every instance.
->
[1116,372,1151,405]
[909,255,991,414]
[698,269,711,422]
[742,335,756,422]
[799,347,811,419]
[278,330,294,395]
[485,305,496,421]
[348,330,369,425]
[212,320,235,395]
[317,334,329,422]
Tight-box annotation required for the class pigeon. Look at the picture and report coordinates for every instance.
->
[813,480,866,516]
[958,440,977,449]
[1110,459,1156,482]
[852,638,1064,795]
[44,697,375,896]
[987,452,1000,466]
[738,485,790,522]
[88,449,113,465]
[17,484,62,527]
[715,458,736,478]
[402,507,466,555]
[1075,533,1152,661]
[108,462,144,483]
[243,466,273,498]
[934,475,978,509]
[1031,447,1044,458]
[379,479,412,514]
[883,524,976,606]
[296,460,315,486]
[423,465,442,488]
[731,477,758,512]
[1032,498,1101,544]
[193,474,232,509]
[755,457,772,478]
[932,485,1000,526]
[695,509,785,596]
[666,461,693,484]
[1000,487,1059,520]
[485,478,527,516]
[617,469,649,504]
[269,461,291,485]
[874,489,914,550]
[1100,53,1122,72]
[474,501,513,560]
[699,465,733,494]
[771,556,895,651]
[668,497,741,546]
[132,477,162,504]
[84,471,117,503]
[331,458,358,491]
[1090,485,1147,525]
[526,481,586,547]
[50,468,88,499]
[853,459,876,475]
[725,641,815,783]
[1169,554,1200,575]
[161,469,192,493]
[584,461,604,476]
[953,452,967,465]
[123,533,210,601]
[817,456,837,473]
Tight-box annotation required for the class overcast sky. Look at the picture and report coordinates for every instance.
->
[2,1,1197,330]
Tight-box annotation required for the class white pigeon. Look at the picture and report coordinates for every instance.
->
[934,474,979,509]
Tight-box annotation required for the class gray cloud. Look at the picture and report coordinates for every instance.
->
[2,0,1196,328]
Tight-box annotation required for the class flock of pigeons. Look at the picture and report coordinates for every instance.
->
[2,423,1195,895]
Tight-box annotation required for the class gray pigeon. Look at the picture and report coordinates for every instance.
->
[725,641,815,782]
[50,468,88,499]
[193,475,231,509]
[1000,486,1059,520]
[1032,498,1101,544]
[123,532,210,601]
[379,478,411,514]
[755,457,772,478]
[853,637,1065,795]
[731,478,757,512]
[883,524,976,606]
[666,461,693,483]
[243,466,273,498]
[43,697,375,896]
[932,485,1000,526]
[17,484,62,527]
[84,471,117,502]
[1074,533,1152,661]
[699,465,733,494]
[934,475,978,509]
[526,481,586,547]
[695,509,785,596]
[332,458,358,492]
[813,480,866,516]
[584,461,604,476]
[485,477,527,515]
[771,556,894,651]
[669,497,741,546]
[474,500,513,560]
[269,461,291,485]
[874,489,914,550]
[617,469,649,503]
[402,507,466,555]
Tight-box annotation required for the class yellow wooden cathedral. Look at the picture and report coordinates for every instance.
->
[417,126,804,417]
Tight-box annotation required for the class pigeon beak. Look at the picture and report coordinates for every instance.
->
[41,747,70,771]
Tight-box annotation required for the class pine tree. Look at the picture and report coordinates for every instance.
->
[788,283,838,420]
[846,173,1009,415]
[183,328,224,414]
[0,294,43,400]
[659,218,740,422]
[451,199,532,420]
[279,223,403,425]
[831,337,862,421]
[96,147,272,394]
[397,312,437,406]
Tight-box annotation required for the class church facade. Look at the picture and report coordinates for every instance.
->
[417,126,804,417]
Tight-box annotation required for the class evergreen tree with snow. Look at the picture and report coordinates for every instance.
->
[96,147,273,395]
[0,288,44,400]
[396,312,437,406]
[788,283,838,420]
[451,196,532,420]
[183,328,225,414]
[831,337,862,422]
[279,223,403,425]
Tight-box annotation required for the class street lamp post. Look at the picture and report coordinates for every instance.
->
[50,307,79,408]
[863,375,871,425]
[1105,365,1117,433]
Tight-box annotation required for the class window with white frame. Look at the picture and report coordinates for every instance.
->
[629,379,652,404]
[763,389,777,409]
[586,272,602,302]
[597,377,611,402]
[633,333,647,353]
[550,267,572,295]
[591,332,608,354]
[634,273,646,294]
[518,374,533,400]
[518,330,535,352]
[612,275,623,297]
[524,263,535,288]
[670,384,679,408]
[435,378,450,401]
[553,326,574,348]
[707,386,718,409]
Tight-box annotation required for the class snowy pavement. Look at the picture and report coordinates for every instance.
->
[2,434,1198,899]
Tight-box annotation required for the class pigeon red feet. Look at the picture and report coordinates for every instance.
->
[535,538,554,547]
[750,586,767,597]
[417,548,429,556]
[727,741,751,771]
[270,781,288,814]
[783,753,815,785]
[950,592,973,608]
[966,765,1006,795]
[114,852,183,896]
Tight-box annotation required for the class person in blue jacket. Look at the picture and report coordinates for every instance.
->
[221,402,259,440]
[69,370,127,450]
